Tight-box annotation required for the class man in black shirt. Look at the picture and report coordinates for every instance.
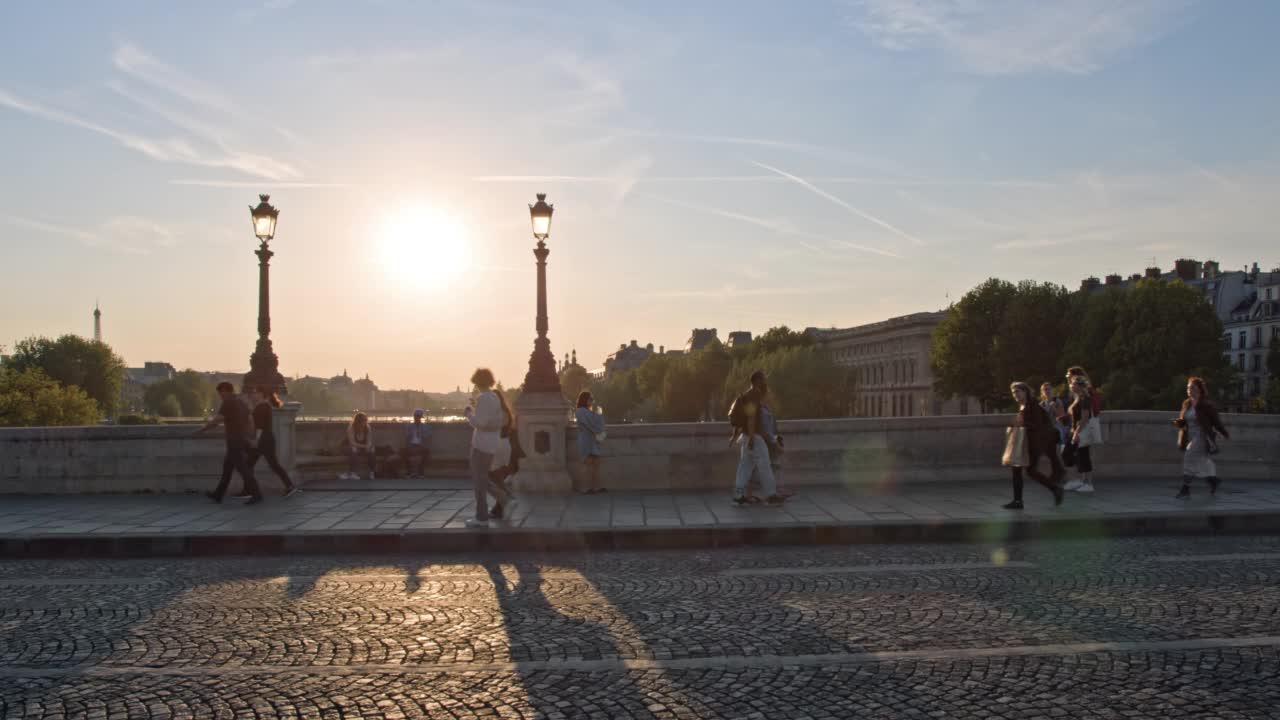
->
[196,382,263,504]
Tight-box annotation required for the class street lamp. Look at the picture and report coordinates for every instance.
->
[520,193,561,394]
[243,194,286,394]
[250,194,279,242]
[529,193,553,241]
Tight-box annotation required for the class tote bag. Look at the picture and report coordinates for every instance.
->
[1002,427,1030,467]
[1077,420,1103,448]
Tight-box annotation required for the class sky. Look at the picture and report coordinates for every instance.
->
[2,0,1278,391]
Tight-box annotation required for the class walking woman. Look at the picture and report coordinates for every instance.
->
[1040,382,1071,450]
[1004,382,1065,509]
[1063,376,1097,493]
[248,386,299,497]
[487,387,524,520]
[1174,376,1230,499]
[344,412,377,480]
[575,390,606,494]
[464,368,512,528]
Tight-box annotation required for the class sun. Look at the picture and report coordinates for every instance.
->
[376,205,471,288]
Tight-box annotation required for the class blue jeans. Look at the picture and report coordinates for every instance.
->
[734,436,777,498]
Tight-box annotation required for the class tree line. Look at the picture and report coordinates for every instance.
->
[556,327,857,423]
[931,277,1249,412]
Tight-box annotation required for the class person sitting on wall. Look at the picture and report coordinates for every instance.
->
[400,409,432,479]
[343,411,376,481]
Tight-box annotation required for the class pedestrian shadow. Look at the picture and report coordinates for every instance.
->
[481,558,690,718]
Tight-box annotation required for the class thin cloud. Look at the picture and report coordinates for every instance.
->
[0,214,98,244]
[106,82,301,181]
[752,160,927,246]
[0,88,300,182]
[651,285,848,300]
[113,42,302,146]
[646,193,901,259]
[0,213,180,254]
[846,0,1192,75]
[472,174,1046,187]
[170,179,348,189]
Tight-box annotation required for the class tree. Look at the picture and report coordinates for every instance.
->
[692,340,734,420]
[723,345,856,419]
[659,360,706,422]
[1103,279,1232,409]
[156,394,183,418]
[1266,343,1280,412]
[993,281,1071,389]
[0,366,102,427]
[1060,287,1125,389]
[559,364,592,405]
[589,371,641,422]
[7,335,126,417]
[143,370,215,417]
[635,353,674,401]
[746,326,813,359]
[931,278,1018,411]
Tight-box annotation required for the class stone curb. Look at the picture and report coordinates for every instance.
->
[3,511,1280,558]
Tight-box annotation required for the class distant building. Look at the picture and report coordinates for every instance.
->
[727,331,753,348]
[121,362,176,412]
[1222,265,1280,408]
[1082,257,1280,409]
[685,328,719,353]
[93,303,102,343]
[809,312,974,417]
[352,374,378,410]
[600,340,656,379]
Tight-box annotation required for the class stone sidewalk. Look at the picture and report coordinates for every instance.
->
[2,477,1278,557]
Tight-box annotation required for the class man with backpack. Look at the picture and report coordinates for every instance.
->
[728,371,785,507]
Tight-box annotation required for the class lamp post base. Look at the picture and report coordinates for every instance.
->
[510,390,573,495]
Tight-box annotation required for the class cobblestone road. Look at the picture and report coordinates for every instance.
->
[4,536,1280,718]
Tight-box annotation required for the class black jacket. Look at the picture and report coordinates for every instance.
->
[1174,400,1229,450]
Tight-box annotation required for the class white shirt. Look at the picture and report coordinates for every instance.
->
[468,391,503,454]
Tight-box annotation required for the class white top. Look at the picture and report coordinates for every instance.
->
[467,390,503,454]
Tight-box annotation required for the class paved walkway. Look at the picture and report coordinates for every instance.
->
[1,477,1277,538]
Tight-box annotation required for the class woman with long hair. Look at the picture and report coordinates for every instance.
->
[464,368,512,528]
[1004,382,1065,509]
[344,411,376,481]
[1040,382,1070,450]
[487,388,524,519]
[575,390,606,494]
[1174,376,1230,499]
[248,386,299,497]
[1063,376,1096,493]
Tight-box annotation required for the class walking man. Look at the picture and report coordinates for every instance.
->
[197,382,263,505]
[729,370,785,506]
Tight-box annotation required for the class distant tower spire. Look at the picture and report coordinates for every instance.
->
[93,302,102,343]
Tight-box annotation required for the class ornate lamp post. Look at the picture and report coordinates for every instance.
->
[243,194,286,393]
[512,193,572,494]
[521,193,562,393]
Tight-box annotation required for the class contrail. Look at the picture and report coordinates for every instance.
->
[752,160,927,246]
[644,193,900,259]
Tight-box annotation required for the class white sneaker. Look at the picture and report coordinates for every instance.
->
[1077,481,1095,494]
[1063,479,1084,492]
[464,518,489,530]
[338,472,352,481]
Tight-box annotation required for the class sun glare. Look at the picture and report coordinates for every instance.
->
[377,206,471,288]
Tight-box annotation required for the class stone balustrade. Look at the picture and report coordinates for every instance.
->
[2,411,1276,494]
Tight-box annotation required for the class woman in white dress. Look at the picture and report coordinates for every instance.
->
[1173,376,1230,499]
